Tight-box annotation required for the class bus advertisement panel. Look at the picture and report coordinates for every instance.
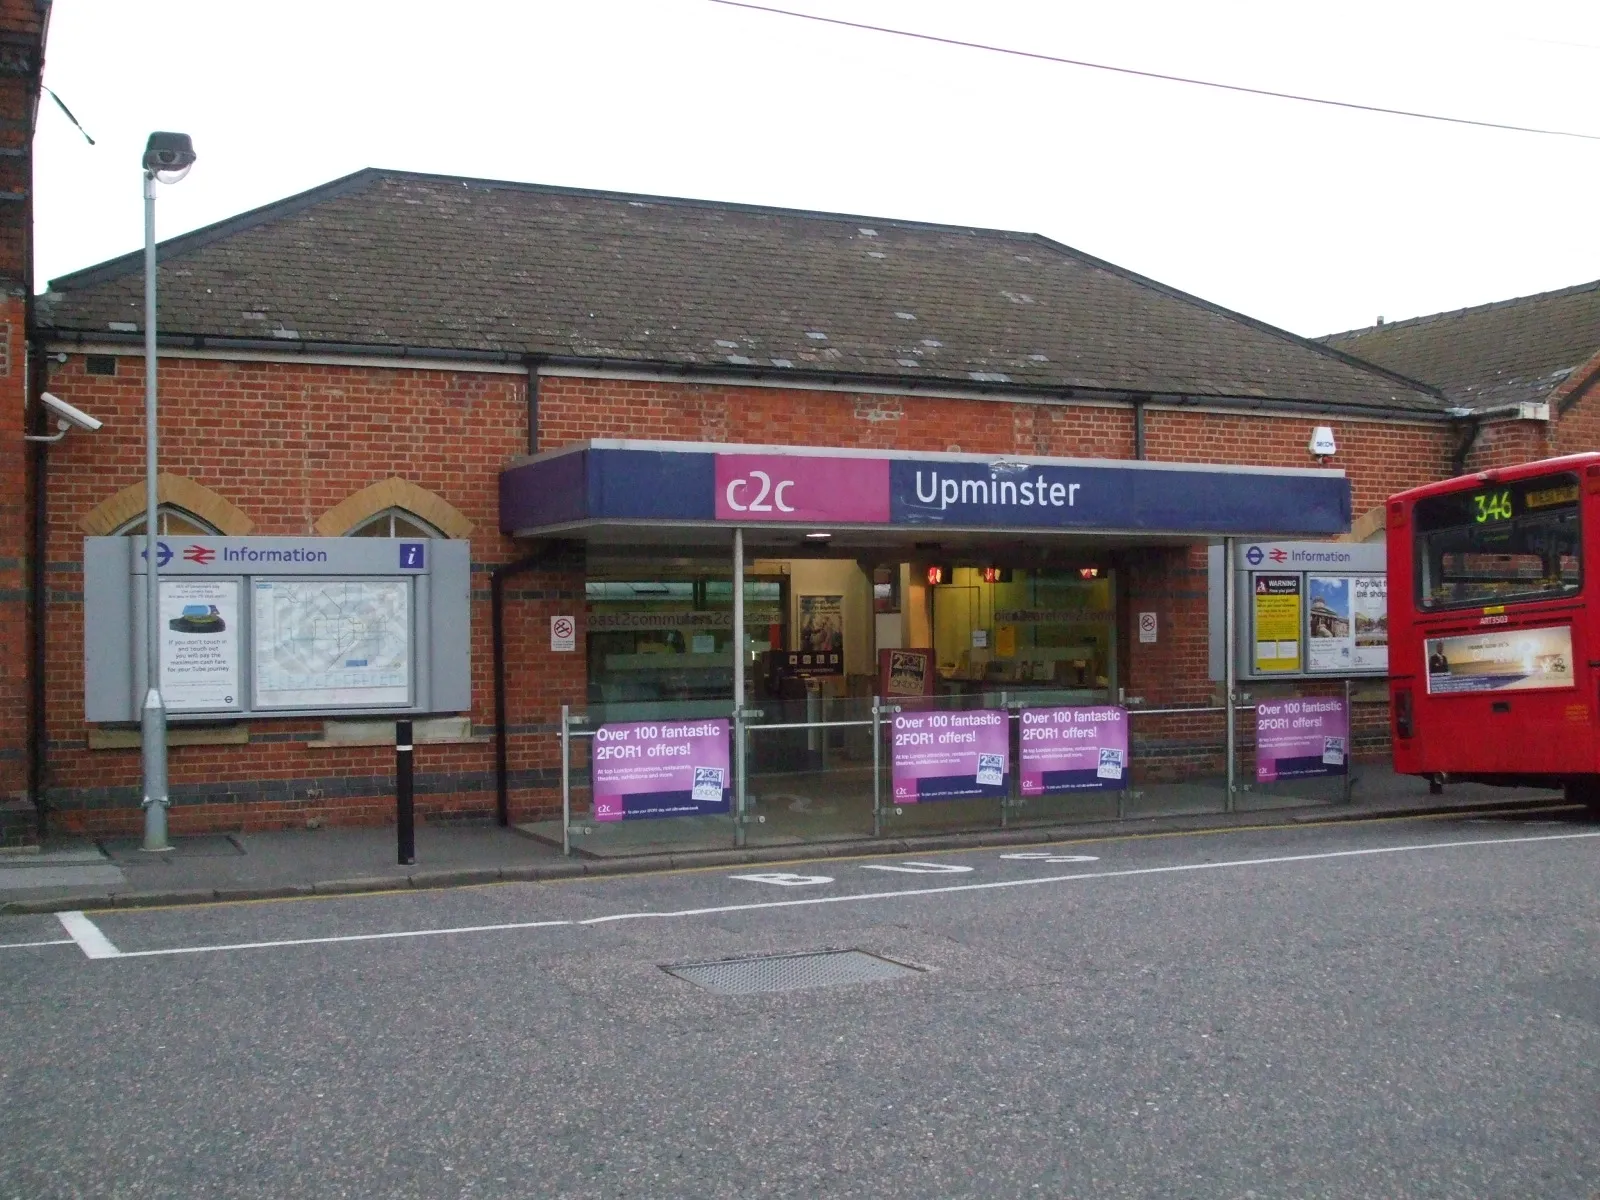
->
[1424,625,1574,695]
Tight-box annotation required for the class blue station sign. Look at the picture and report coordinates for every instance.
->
[500,441,1351,539]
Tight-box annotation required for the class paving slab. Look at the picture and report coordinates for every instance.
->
[0,772,1572,915]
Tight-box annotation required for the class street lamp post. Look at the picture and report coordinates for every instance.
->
[139,132,196,853]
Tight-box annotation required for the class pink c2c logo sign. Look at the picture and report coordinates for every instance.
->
[714,455,890,523]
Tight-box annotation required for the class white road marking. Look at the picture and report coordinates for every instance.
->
[859,861,974,874]
[730,872,835,886]
[110,918,573,960]
[578,830,1600,924]
[1001,852,1099,864]
[41,829,1600,961]
[57,911,122,959]
[0,938,74,950]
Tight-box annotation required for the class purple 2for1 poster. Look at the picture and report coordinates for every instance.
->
[1255,698,1348,782]
[890,709,1009,803]
[592,719,731,820]
[1019,706,1129,794]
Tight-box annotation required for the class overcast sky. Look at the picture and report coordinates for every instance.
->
[32,0,1600,337]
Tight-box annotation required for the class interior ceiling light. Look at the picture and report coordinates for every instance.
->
[804,531,832,541]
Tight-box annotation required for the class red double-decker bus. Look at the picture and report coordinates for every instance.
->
[1387,453,1599,814]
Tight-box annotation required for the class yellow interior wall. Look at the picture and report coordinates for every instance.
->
[903,563,930,649]
[786,559,873,676]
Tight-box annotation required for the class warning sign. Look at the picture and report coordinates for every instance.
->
[550,615,576,653]
[1252,574,1301,673]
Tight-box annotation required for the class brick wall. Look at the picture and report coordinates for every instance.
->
[0,0,42,843]
[37,354,577,834]
[36,360,1460,831]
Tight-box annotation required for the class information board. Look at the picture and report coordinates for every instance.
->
[1213,542,1388,682]
[251,579,412,709]
[83,536,470,722]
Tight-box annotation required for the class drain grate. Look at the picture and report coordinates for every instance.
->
[663,949,922,995]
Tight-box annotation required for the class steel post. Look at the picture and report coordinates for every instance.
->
[139,173,170,852]
[732,526,746,848]
[560,703,571,857]
[396,719,415,865]
[1224,538,1238,812]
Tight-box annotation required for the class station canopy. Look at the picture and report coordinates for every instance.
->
[500,439,1350,554]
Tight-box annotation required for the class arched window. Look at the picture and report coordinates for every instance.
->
[114,505,222,537]
[345,507,445,538]
[313,478,473,539]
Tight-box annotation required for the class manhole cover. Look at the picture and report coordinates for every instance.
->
[663,949,922,995]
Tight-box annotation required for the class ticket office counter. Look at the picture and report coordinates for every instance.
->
[925,566,1117,702]
[583,561,1117,709]
[585,576,789,705]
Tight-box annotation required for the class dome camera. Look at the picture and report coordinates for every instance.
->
[142,132,196,183]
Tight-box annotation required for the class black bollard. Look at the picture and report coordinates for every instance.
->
[396,718,415,865]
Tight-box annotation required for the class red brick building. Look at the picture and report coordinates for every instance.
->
[18,167,1482,842]
[0,0,46,847]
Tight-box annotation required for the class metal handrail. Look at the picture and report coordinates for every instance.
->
[745,718,875,732]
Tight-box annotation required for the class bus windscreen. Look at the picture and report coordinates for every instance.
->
[1413,472,1581,610]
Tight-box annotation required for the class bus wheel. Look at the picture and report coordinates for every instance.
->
[1563,779,1600,818]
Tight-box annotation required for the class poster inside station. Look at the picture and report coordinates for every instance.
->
[1019,705,1128,795]
[796,594,844,676]
[1252,574,1302,672]
[591,718,731,820]
[159,578,241,711]
[1255,697,1348,782]
[890,709,1009,802]
[1425,626,1574,695]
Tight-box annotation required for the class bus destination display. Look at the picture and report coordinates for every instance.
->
[1414,471,1582,610]
[1416,471,1579,532]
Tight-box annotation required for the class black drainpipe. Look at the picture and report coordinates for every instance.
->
[491,545,561,826]
[1133,395,1149,459]
[525,356,542,455]
[1450,416,1482,477]
[26,339,48,838]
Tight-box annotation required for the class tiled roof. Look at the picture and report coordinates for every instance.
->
[1323,280,1600,413]
[39,169,1444,415]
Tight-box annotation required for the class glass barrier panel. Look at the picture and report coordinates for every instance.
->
[1005,699,1230,826]
[1232,691,1350,813]
[741,712,877,849]
[878,691,1007,836]
[560,699,742,858]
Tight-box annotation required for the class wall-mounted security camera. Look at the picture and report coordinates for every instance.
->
[43,392,102,431]
[24,392,103,443]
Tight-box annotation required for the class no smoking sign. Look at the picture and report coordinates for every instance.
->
[1138,611,1158,644]
[550,615,577,652]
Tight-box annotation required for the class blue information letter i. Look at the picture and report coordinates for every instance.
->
[400,542,425,569]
